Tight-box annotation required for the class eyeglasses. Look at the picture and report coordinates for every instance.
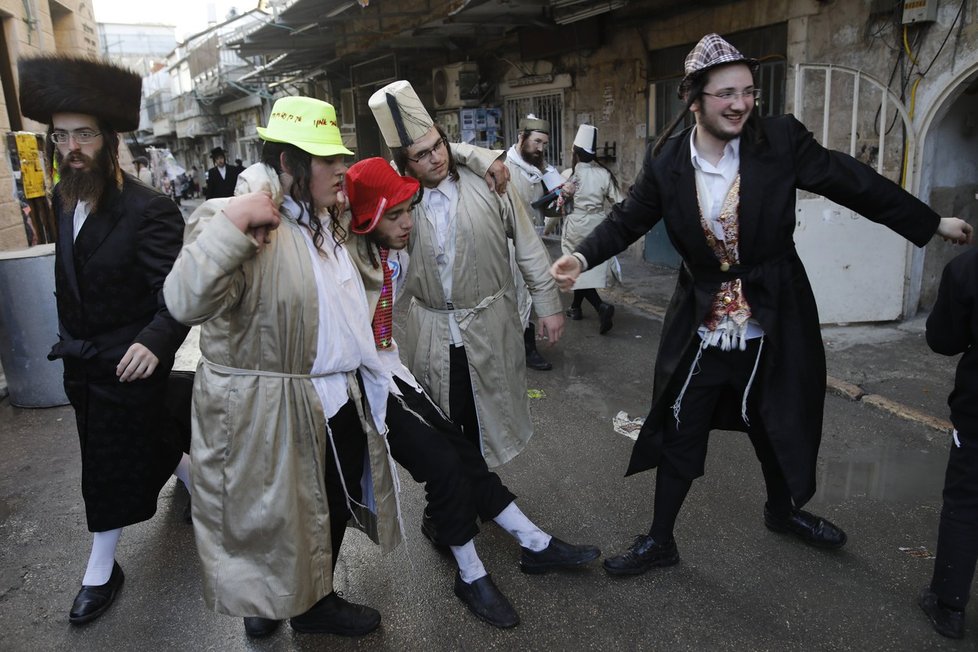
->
[49,129,102,145]
[701,88,761,102]
[406,137,447,164]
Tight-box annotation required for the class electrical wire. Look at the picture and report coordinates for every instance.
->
[898,0,967,186]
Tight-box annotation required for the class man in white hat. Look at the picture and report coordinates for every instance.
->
[367,80,588,557]
[551,33,973,576]
[343,157,600,629]
[504,114,566,371]
[560,124,622,334]
[17,55,192,625]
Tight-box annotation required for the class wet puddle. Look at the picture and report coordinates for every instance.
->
[815,443,949,503]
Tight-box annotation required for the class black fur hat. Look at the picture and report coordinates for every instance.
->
[18,55,142,132]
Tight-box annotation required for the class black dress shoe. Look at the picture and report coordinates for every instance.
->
[565,306,583,320]
[243,616,281,638]
[597,303,615,334]
[763,505,847,549]
[420,511,451,556]
[526,349,553,371]
[918,587,965,639]
[69,561,125,625]
[453,574,519,628]
[289,592,381,635]
[602,535,679,576]
[519,536,601,574]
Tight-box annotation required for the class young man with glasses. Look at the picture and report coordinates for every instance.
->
[18,56,191,625]
[551,33,973,575]
[367,82,596,577]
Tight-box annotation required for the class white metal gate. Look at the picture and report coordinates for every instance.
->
[792,63,918,323]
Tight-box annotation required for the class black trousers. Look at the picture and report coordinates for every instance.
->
[387,376,515,546]
[930,427,978,609]
[662,339,792,513]
[324,399,367,568]
[448,345,481,442]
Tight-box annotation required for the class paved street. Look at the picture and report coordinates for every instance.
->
[0,234,972,650]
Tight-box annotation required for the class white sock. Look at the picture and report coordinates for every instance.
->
[172,453,192,494]
[82,528,122,586]
[450,539,488,584]
[493,502,551,552]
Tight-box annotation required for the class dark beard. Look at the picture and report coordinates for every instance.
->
[520,144,545,170]
[55,147,113,209]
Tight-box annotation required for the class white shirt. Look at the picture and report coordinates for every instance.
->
[282,195,389,432]
[72,200,91,241]
[689,130,740,241]
[422,178,464,345]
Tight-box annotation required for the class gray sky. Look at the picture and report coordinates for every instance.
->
[92,0,255,41]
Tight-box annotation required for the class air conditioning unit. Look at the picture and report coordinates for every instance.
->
[432,62,480,110]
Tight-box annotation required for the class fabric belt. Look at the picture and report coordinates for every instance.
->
[412,283,510,332]
[201,356,349,380]
[47,319,145,361]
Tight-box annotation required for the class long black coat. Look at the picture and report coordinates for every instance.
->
[926,247,978,435]
[51,174,190,531]
[204,165,240,199]
[577,115,939,506]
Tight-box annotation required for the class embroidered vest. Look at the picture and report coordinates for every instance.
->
[697,174,753,348]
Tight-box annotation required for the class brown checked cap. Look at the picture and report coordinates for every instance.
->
[680,33,758,97]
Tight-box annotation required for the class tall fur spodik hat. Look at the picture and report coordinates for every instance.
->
[18,55,142,132]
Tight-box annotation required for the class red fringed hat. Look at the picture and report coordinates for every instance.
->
[346,157,420,235]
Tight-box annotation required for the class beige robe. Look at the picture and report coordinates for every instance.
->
[400,166,562,467]
[163,165,400,619]
[561,161,623,289]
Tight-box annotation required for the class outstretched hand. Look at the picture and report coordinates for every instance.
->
[550,254,583,292]
[937,217,973,245]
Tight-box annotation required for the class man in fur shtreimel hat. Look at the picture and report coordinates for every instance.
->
[17,55,192,626]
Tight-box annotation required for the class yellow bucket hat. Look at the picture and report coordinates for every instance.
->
[257,96,354,157]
